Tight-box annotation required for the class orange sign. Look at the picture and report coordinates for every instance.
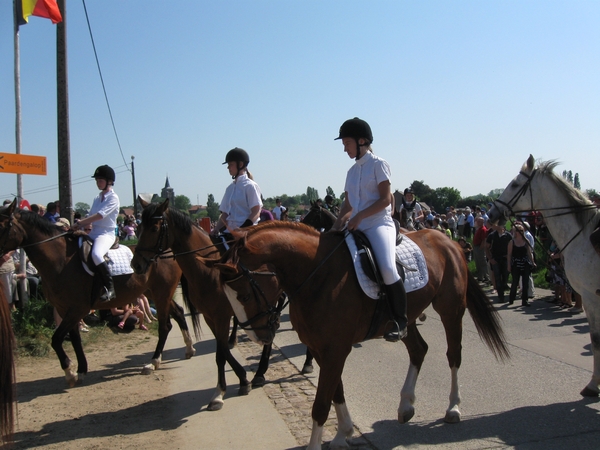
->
[0,153,47,175]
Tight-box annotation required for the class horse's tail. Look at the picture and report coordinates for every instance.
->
[0,282,15,445]
[465,271,511,362]
[180,275,202,340]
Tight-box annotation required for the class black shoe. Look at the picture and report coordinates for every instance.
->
[384,320,407,342]
[522,301,530,307]
[508,299,514,305]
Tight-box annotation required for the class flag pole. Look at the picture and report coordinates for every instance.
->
[13,0,28,307]
[56,0,73,223]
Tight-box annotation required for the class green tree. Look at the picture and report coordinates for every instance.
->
[74,202,90,215]
[574,173,581,190]
[586,189,598,200]
[174,195,191,212]
[326,186,336,199]
[410,180,434,205]
[306,187,319,203]
[206,194,220,222]
[431,187,461,213]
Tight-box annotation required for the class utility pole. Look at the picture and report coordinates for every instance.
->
[131,155,138,217]
[56,0,73,223]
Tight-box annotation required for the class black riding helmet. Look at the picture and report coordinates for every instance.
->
[223,147,250,179]
[334,117,373,160]
[92,165,116,184]
[404,188,413,195]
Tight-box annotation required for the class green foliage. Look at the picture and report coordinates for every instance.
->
[206,194,220,221]
[74,202,90,215]
[11,295,55,357]
[326,186,336,199]
[305,187,319,203]
[574,173,581,190]
[586,188,598,200]
[173,195,192,212]
[431,187,461,213]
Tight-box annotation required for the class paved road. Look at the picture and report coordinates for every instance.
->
[269,286,600,449]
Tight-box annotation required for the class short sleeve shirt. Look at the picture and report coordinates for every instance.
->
[219,174,263,229]
[344,151,392,229]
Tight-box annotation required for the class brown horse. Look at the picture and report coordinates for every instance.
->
[131,199,285,410]
[0,199,195,386]
[210,221,510,449]
[0,281,15,446]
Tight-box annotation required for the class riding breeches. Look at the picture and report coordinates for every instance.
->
[358,221,400,285]
[90,233,115,266]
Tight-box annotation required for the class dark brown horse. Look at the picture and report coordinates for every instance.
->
[0,200,195,386]
[301,202,337,232]
[131,199,285,410]
[210,221,509,449]
[0,281,15,446]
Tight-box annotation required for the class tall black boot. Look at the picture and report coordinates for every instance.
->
[95,261,116,304]
[384,280,408,342]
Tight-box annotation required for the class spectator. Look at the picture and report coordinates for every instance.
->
[43,202,57,223]
[472,216,490,283]
[259,208,274,222]
[486,224,512,303]
[508,223,535,307]
[0,251,16,309]
[272,198,287,221]
[463,207,474,238]
[457,236,472,262]
[456,209,466,237]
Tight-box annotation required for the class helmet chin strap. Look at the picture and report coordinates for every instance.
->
[355,139,367,160]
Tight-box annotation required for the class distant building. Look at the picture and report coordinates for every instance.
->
[161,176,175,205]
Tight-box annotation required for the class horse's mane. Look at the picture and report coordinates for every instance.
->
[142,203,205,237]
[535,160,597,228]
[242,219,319,238]
[17,209,62,237]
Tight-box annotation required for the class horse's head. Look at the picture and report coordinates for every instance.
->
[302,203,336,232]
[208,236,283,346]
[131,198,173,274]
[0,199,57,254]
[0,199,19,255]
[488,154,537,227]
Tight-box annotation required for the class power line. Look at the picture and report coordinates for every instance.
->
[81,0,130,173]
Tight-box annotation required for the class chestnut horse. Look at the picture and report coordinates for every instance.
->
[131,199,285,410]
[0,282,15,445]
[0,200,195,386]
[210,221,509,449]
[488,155,600,397]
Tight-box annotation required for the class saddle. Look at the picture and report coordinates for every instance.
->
[79,235,133,277]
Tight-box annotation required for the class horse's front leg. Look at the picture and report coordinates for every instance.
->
[581,304,600,396]
[51,319,81,387]
[251,344,272,388]
[307,346,351,450]
[142,313,172,375]
[398,323,427,423]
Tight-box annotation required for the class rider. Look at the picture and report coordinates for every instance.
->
[73,165,119,304]
[324,195,340,216]
[211,147,263,237]
[398,188,424,227]
[330,117,408,342]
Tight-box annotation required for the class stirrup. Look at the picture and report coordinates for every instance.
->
[98,287,116,304]
[384,320,407,342]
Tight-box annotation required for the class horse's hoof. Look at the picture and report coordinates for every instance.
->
[251,376,266,388]
[238,384,252,396]
[580,386,599,397]
[418,313,427,322]
[76,373,85,385]
[301,364,314,374]
[398,407,414,424]
[207,400,224,411]
[141,364,154,375]
[185,348,196,359]
[444,410,461,423]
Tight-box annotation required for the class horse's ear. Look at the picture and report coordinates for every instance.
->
[157,198,169,214]
[138,194,152,209]
[10,198,18,211]
[526,155,535,172]
[212,262,240,277]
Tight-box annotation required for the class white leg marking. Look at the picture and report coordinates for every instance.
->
[330,402,353,448]
[207,386,225,411]
[64,366,77,387]
[307,420,324,450]
[398,363,418,423]
[182,331,196,359]
[444,366,462,423]
[223,285,260,343]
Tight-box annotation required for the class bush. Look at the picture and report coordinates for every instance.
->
[11,295,55,356]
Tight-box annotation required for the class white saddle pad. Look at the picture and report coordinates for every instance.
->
[80,237,134,277]
[345,233,429,299]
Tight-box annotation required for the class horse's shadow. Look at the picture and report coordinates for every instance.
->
[361,397,600,449]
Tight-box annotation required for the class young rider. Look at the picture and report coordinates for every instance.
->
[330,117,407,342]
[211,148,263,236]
[398,188,424,227]
[74,165,119,304]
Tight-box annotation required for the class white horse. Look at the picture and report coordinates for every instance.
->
[488,155,600,396]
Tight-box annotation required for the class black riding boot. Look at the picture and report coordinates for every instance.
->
[384,280,408,342]
[95,261,116,304]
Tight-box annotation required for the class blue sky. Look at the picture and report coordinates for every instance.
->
[1,1,599,209]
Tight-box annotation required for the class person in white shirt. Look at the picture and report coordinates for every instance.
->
[73,165,120,304]
[211,148,263,235]
[272,198,286,220]
[331,117,407,342]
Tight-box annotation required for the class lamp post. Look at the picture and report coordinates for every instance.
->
[131,155,138,218]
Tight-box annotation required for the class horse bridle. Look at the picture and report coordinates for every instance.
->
[225,264,283,335]
[492,169,597,253]
[133,215,172,266]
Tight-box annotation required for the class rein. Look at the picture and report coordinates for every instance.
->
[0,211,69,255]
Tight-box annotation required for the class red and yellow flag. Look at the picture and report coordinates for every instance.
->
[16,0,63,26]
